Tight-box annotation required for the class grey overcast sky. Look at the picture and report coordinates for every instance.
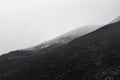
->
[0,0,120,54]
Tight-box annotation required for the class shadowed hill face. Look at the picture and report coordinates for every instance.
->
[0,18,120,80]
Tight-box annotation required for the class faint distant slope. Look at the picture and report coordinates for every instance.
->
[110,16,120,24]
[0,25,102,61]
[26,25,102,51]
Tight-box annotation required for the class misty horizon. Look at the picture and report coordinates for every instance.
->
[0,0,120,54]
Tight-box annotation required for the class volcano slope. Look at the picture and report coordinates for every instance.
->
[0,18,120,80]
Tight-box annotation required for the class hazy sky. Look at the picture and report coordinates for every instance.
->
[0,0,120,54]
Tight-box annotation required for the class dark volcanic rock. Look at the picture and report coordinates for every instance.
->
[0,17,120,80]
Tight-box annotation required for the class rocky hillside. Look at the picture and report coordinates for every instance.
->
[0,17,120,80]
